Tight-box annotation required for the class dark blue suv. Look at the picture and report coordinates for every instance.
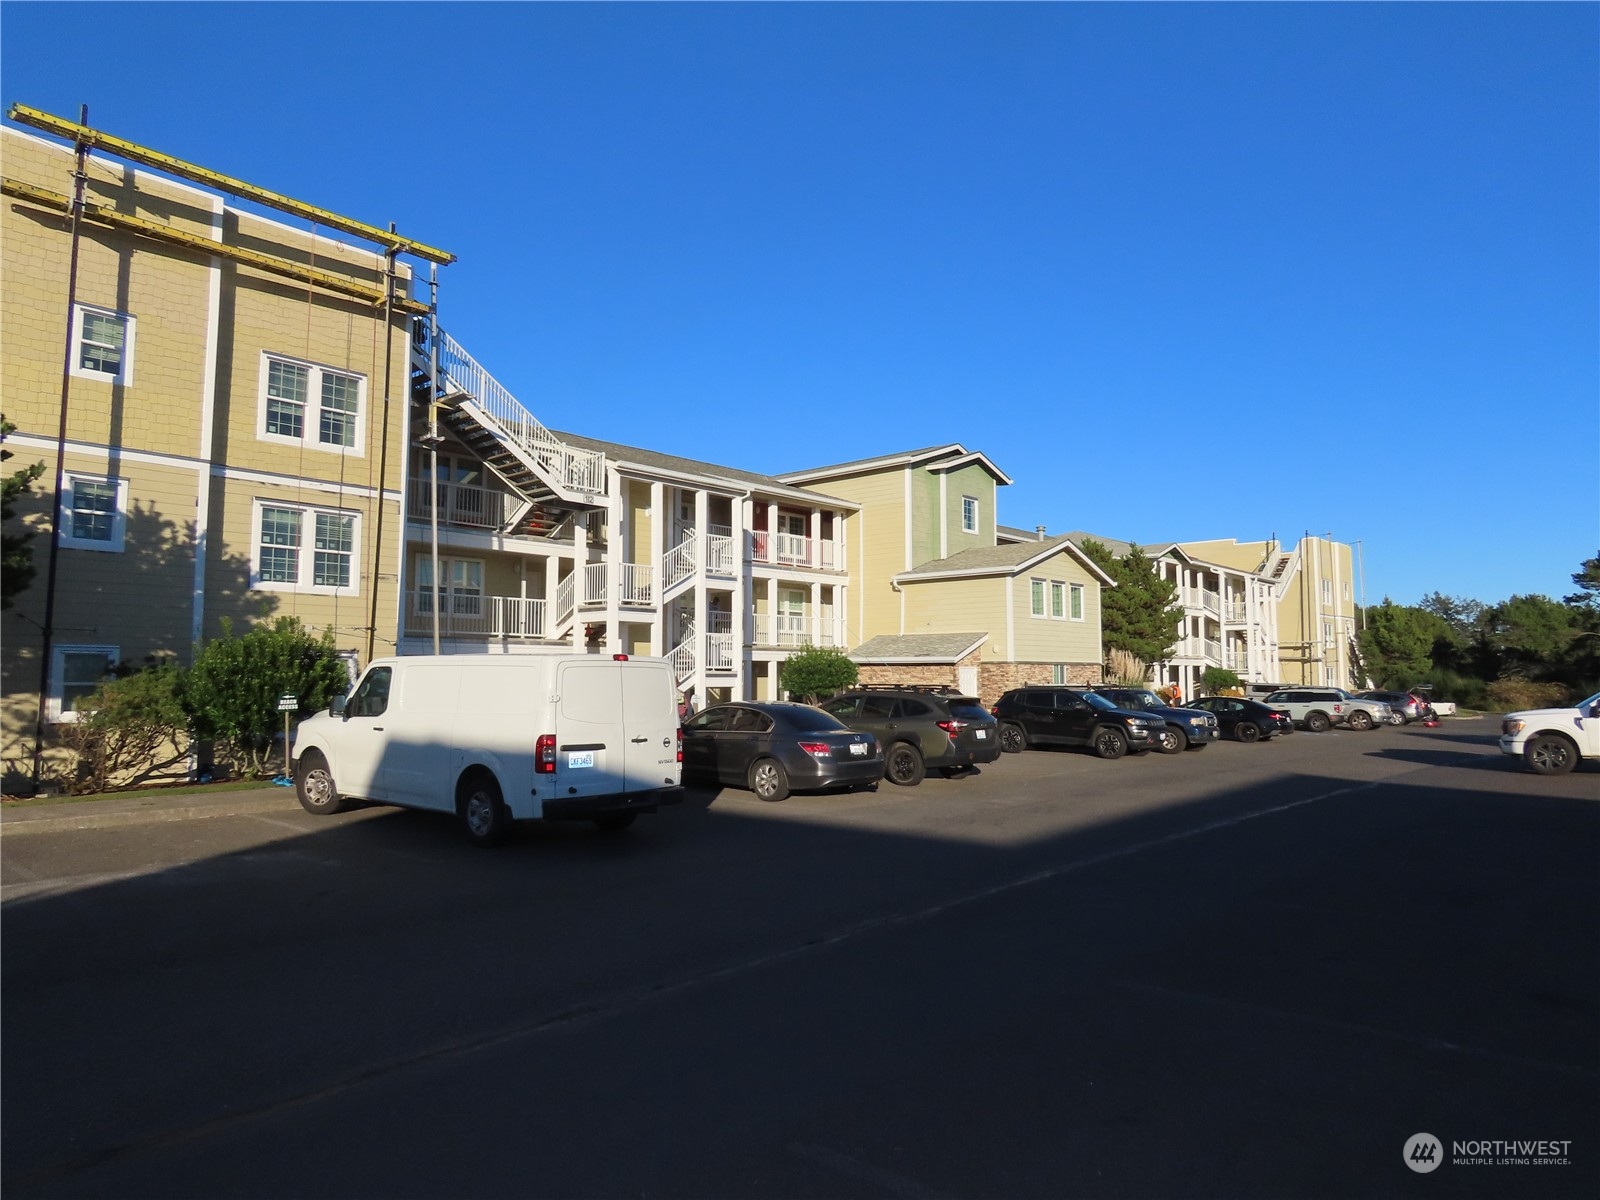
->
[1089,687,1221,753]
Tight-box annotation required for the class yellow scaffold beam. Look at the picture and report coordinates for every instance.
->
[8,104,455,265]
[2,177,432,317]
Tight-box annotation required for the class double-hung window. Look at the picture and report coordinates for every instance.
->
[1050,581,1065,619]
[71,305,135,384]
[60,473,128,552]
[1069,583,1085,620]
[254,501,360,594]
[260,354,366,455]
[1030,578,1046,618]
[961,495,978,534]
[49,645,118,722]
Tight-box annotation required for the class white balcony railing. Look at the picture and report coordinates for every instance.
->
[752,613,846,648]
[751,530,844,570]
[1223,601,1248,623]
[707,531,736,574]
[706,632,736,672]
[619,562,653,605]
[405,593,549,640]
[1225,648,1250,670]
[556,574,575,625]
[583,563,607,605]
[664,532,696,591]
[408,479,516,531]
[1203,638,1223,663]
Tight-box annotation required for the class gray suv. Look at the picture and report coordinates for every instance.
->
[1264,687,1390,732]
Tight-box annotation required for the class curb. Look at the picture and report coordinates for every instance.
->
[0,788,300,834]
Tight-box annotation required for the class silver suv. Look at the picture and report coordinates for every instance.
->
[1264,687,1391,732]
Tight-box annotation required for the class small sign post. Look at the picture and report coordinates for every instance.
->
[277,694,298,781]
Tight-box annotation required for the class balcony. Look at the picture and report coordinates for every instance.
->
[751,530,842,571]
[408,479,519,531]
[578,562,655,608]
[404,592,551,641]
[1225,648,1249,671]
[1223,601,1248,624]
[1181,588,1221,616]
[751,613,845,649]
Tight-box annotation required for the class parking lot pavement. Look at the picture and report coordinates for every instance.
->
[2,716,1595,1198]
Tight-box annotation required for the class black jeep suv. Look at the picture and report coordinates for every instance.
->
[1089,687,1221,753]
[991,686,1165,760]
[820,685,1001,786]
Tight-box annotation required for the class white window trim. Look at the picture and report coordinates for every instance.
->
[1069,582,1086,622]
[256,352,368,457]
[59,472,129,552]
[250,499,363,596]
[1029,577,1046,619]
[69,304,135,385]
[1050,580,1065,620]
[961,495,979,534]
[47,644,118,723]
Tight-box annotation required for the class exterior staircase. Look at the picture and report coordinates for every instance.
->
[416,327,607,509]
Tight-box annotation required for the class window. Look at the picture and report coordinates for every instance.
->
[416,557,484,615]
[1321,577,1332,603]
[48,645,117,722]
[961,495,978,533]
[259,354,366,455]
[253,501,360,594]
[71,305,134,384]
[1030,578,1046,617]
[1052,664,1068,685]
[1070,583,1084,621]
[1342,580,1351,600]
[347,667,392,718]
[60,473,127,552]
[1050,581,1065,619]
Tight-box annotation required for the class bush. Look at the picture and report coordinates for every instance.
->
[184,617,351,776]
[1201,667,1239,696]
[51,660,189,794]
[1485,679,1573,714]
[779,645,858,703]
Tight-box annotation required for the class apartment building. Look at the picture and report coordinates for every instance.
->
[403,328,859,705]
[1053,529,1360,696]
[779,448,1113,700]
[1,120,434,786]
[1175,535,1361,689]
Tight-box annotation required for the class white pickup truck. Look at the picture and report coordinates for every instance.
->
[1499,691,1600,775]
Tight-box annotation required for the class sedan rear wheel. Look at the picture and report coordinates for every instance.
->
[750,757,790,802]
[885,743,926,787]
[999,723,1027,754]
[1235,721,1262,744]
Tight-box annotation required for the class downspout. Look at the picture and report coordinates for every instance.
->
[30,105,91,793]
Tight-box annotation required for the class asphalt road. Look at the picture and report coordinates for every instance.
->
[2,717,1596,1199]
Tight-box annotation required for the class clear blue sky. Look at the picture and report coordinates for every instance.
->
[4,2,1595,607]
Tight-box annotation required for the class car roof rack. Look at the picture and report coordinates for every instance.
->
[847,682,967,695]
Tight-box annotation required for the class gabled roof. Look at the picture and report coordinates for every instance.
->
[849,632,989,664]
[1064,531,1189,562]
[778,443,1012,487]
[551,430,858,508]
[895,535,1116,586]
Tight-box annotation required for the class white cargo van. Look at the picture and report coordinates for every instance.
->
[290,654,683,846]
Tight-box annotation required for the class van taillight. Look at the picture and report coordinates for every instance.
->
[612,653,629,661]
[676,727,682,764]
[535,733,556,774]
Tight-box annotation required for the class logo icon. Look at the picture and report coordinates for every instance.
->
[1405,1133,1443,1173]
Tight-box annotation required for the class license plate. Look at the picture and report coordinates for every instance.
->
[975,729,988,739]
[567,751,595,769]
[849,743,867,756]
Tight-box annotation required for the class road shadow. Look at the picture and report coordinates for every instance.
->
[3,744,1596,1200]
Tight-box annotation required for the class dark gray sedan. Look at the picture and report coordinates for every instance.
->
[681,702,884,801]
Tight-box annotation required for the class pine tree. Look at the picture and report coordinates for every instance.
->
[1078,539,1181,663]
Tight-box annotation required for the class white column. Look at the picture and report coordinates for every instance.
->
[810,508,822,569]
[808,580,819,645]
[571,512,589,651]
[766,502,778,566]
[649,480,665,656]
[693,490,709,691]
[732,495,749,696]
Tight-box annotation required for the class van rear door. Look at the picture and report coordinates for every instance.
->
[554,661,624,800]
[620,662,680,790]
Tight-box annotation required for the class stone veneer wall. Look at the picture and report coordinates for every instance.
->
[856,653,1103,707]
